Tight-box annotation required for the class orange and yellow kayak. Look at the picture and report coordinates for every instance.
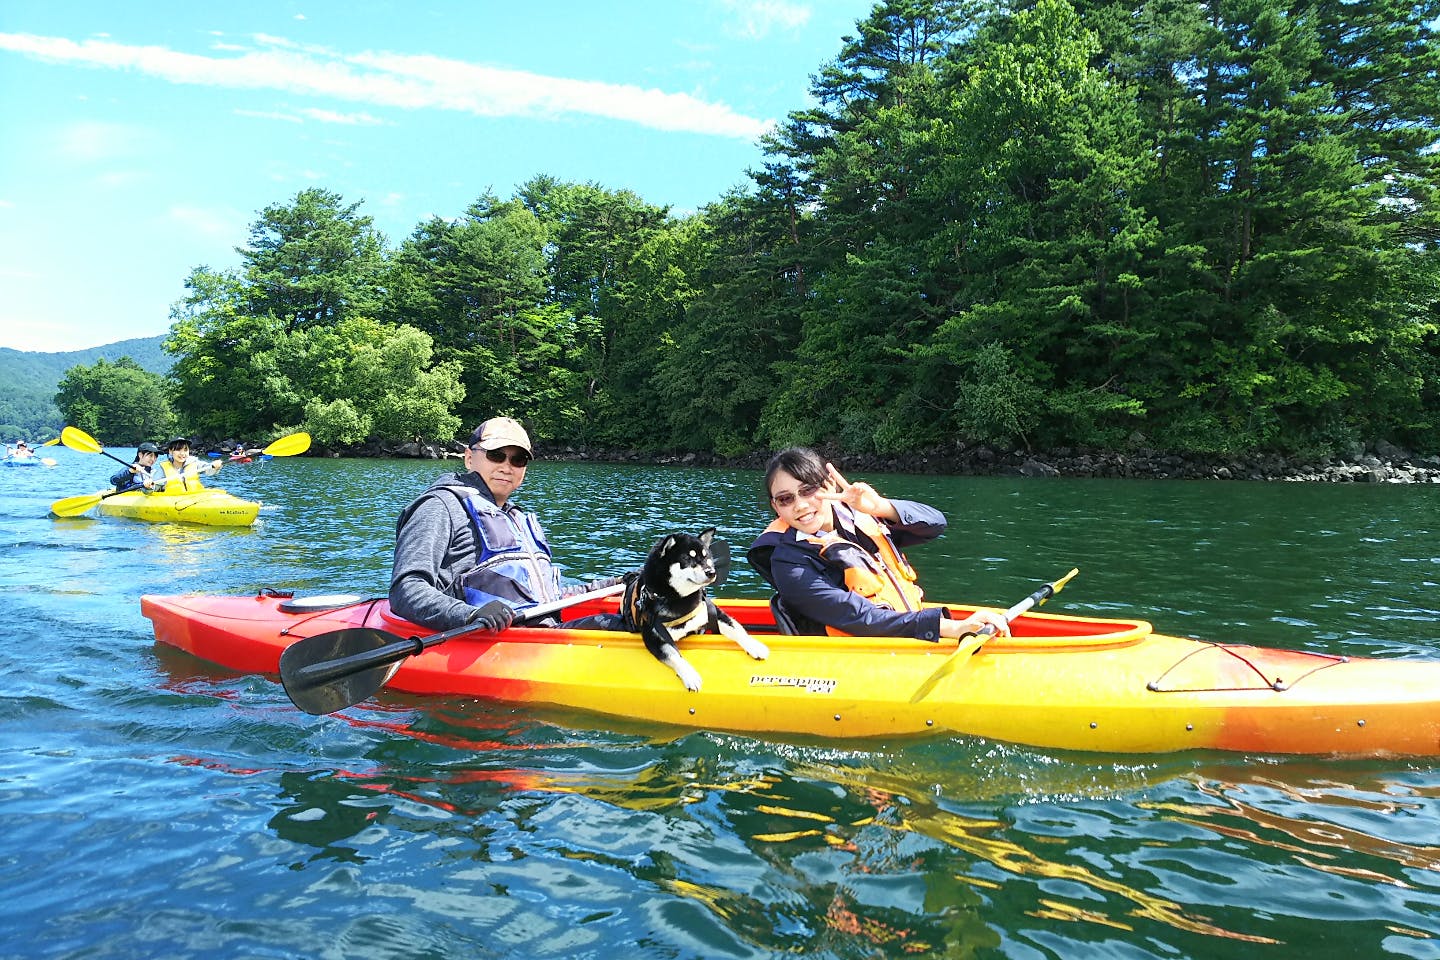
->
[140,591,1440,756]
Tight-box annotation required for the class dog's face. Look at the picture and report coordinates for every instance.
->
[652,528,717,599]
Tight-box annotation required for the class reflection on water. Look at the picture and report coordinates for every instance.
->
[166,692,1440,956]
[3,454,1440,958]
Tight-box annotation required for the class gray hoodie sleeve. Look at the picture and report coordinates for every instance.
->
[388,492,479,630]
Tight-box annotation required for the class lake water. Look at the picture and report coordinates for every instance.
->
[3,449,1439,958]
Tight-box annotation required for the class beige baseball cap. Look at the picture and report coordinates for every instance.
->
[470,416,532,454]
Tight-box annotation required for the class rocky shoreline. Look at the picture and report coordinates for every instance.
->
[357,438,1440,484]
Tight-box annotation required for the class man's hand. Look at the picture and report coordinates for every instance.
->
[468,600,515,633]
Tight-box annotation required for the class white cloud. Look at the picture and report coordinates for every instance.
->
[233,105,383,125]
[234,107,304,123]
[718,0,812,39]
[297,107,385,125]
[0,30,771,140]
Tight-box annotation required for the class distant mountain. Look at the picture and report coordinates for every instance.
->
[0,335,171,440]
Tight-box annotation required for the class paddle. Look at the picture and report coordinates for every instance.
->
[280,534,736,716]
[280,582,628,715]
[59,426,138,470]
[908,568,1080,703]
[49,431,313,517]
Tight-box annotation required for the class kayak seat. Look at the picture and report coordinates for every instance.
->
[770,593,802,635]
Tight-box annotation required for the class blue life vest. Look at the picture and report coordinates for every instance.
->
[452,490,563,612]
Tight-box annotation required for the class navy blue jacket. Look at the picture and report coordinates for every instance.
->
[747,500,948,640]
[109,464,152,493]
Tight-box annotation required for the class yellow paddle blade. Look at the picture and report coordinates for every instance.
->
[50,492,105,517]
[262,432,311,457]
[40,457,57,467]
[1051,568,1080,597]
[60,426,103,454]
[41,437,61,447]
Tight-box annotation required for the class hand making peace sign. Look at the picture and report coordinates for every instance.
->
[816,462,901,522]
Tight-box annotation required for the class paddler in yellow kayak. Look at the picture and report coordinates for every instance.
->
[109,441,161,493]
[153,436,222,493]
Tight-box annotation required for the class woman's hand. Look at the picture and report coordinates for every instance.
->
[939,609,1011,640]
[820,463,900,521]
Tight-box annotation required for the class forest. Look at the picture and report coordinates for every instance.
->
[58,0,1440,458]
[1,338,168,442]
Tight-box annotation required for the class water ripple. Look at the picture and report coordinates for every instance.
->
[4,459,1440,957]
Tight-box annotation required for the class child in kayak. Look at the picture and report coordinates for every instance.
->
[153,437,222,492]
[110,442,161,493]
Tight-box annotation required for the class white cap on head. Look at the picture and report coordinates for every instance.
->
[470,416,532,454]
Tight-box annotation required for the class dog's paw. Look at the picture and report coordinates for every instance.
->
[675,660,703,692]
[739,637,769,661]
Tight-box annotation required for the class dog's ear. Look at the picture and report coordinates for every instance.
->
[698,527,716,547]
[659,534,677,554]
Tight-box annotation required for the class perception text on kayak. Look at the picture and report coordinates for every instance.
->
[749,675,837,694]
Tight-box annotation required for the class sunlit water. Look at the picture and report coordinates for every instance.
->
[3,450,1439,958]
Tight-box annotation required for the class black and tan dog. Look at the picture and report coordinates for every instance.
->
[620,528,768,690]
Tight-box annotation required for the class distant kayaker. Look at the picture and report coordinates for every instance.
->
[389,416,622,632]
[747,446,1010,641]
[110,441,161,493]
[154,437,222,492]
[9,440,34,459]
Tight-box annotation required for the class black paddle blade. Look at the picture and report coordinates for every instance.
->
[711,537,732,586]
[279,627,413,716]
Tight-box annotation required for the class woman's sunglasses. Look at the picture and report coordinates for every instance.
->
[770,483,821,508]
[476,447,531,467]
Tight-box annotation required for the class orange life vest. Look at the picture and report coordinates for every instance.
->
[763,506,924,635]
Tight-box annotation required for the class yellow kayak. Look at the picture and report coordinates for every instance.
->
[98,487,260,526]
[141,591,1440,756]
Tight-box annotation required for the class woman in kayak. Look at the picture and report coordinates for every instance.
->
[154,437,222,492]
[747,446,1009,641]
[110,441,160,492]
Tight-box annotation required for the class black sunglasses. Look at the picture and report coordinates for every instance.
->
[476,447,531,467]
[770,482,821,508]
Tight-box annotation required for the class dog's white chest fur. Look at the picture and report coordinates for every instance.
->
[663,605,709,638]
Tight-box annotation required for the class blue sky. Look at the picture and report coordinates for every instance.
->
[0,1,876,353]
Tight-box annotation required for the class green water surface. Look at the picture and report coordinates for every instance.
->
[2,451,1437,958]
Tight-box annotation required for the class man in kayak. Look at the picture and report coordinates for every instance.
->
[9,440,34,459]
[154,437,222,492]
[748,446,1010,641]
[389,416,622,632]
[110,441,161,492]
